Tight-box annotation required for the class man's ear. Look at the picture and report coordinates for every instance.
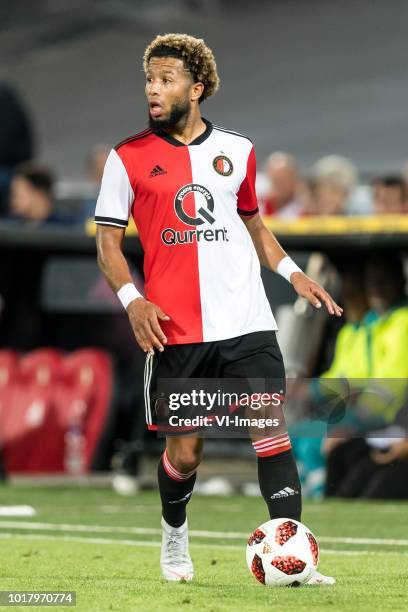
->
[191,82,204,102]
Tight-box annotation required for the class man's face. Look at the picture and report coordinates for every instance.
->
[9,176,50,220]
[10,176,36,217]
[266,162,297,207]
[314,182,347,215]
[145,57,193,129]
[365,264,403,313]
[373,185,405,214]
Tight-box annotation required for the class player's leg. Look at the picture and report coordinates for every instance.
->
[221,332,335,585]
[158,435,203,527]
[145,343,205,520]
[145,343,212,581]
[159,435,203,581]
[221,332,302,521]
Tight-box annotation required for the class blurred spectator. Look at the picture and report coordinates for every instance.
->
[372,175,407,214]
[324,433,408,499]
[324,253,408,498]
[8,162,58,224]
[311,155,357,215]
[0,82,35,215]
[7,162,73,225]
[365,252,406,316]
[88,144,110,185]
[77,144,110,224]
[259,152,304,218]
[403,162,408,196]
[290,265,369,498]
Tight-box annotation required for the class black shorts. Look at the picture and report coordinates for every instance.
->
[144,331,285,432]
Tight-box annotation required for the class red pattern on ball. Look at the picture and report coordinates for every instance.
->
[271,555,306,575]
[274,520,298,545]
[306,532,319,566]
[248,529,266,546]
[251,554,266,584]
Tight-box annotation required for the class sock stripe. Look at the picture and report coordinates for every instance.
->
[253,434,290,449]
[162,450,196,482]
[253,439,291,452]
[253,434,292,457]
[254,439,291,452]
[255,441,292,457]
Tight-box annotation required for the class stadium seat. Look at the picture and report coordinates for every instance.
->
[0,350,19,382]
[5,349,63,472]
[58,349,113,470]
[0,351,19,473]
[0,348,113,474]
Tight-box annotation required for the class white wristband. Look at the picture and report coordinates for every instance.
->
[276,256,302,284]
[117,283,142,309]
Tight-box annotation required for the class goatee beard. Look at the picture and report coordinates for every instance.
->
[148,99,190,131]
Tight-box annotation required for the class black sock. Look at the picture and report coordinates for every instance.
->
[257,450,302,520]
[158,452,197,528]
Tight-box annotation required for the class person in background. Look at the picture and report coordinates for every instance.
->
[290,264,369,498]
[403,162,408,200]
[366,438,408,498]
[311,155,357,215]
[88,144,110,185]
[77,145,110,224]
[0,82,35,216]
[372,175,407,214]
[260,152,304,218]
[324,253,408,498]
[0,163,60,349]
[7,162,63,225]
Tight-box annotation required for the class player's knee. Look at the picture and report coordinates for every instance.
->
[171,448,202,474]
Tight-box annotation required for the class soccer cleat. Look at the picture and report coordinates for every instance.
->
[160,517,194,581]
[306,570,336,585]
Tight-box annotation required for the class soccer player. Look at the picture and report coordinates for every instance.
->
[95,33,341,585]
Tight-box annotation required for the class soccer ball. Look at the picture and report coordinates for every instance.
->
[246,518,319,586]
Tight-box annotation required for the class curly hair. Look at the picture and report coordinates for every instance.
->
[143,33,220,102]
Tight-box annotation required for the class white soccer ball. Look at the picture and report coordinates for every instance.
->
[246,518,319,586]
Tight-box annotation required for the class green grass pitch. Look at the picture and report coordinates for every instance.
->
[0,485,407,611]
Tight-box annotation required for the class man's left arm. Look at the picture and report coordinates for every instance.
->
[242,213,342,316]
[236,144,342,316]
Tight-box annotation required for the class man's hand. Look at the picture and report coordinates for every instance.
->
[371,440,408,465]
[127,298,170,353]
[241,215,342,317]
[291,271,343,316]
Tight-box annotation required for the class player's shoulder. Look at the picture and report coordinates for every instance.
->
[211,122,253,144]
[114,127,155,152]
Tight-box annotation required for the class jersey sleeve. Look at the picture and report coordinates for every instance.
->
[236,145,259,217]
[94,149,134,228]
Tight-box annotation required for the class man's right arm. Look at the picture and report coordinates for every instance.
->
[96,224,169,353]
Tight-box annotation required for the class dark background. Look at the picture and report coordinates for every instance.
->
[1,0,407,179]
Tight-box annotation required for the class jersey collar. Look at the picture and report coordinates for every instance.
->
[153,118,213,147]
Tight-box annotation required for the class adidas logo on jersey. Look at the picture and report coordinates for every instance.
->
[270,487,299,499]
[149,165,167,177]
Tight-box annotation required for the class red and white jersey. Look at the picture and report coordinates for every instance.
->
[95,119,277,345]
